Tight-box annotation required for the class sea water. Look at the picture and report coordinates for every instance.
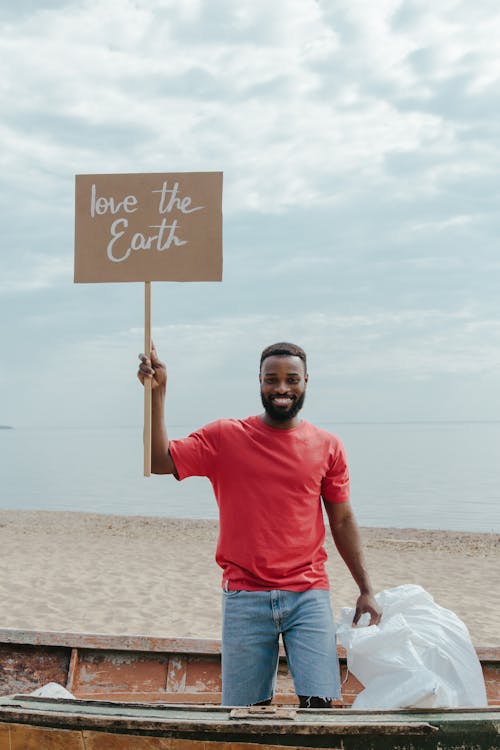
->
[1,422,499,533]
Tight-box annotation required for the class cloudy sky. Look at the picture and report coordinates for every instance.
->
[1,0,499,429]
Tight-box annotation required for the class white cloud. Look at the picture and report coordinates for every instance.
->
[409,214,477,232]
[330,0,500,96]
[1,0,492,216]
[0,255,72,294]
[120,306,499,380]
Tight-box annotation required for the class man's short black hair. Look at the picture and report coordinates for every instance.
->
[260,342,307,372]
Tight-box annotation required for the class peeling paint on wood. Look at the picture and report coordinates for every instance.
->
[0,644,70,695]
[166,656,187,693]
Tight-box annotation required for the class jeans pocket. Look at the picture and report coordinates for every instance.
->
[223,588,242,597]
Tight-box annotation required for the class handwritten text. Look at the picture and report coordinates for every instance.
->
[89,180,205,263]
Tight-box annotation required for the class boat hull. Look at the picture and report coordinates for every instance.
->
[1,629,499,748]
[0,696,499,750]
[1,629,499,707]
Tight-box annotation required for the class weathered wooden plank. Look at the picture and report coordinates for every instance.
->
[0,644,70,696]
[1,628,496,662]
[83,732,174,749]
[66,648,79,693]
[0,723,10,750]
[73,691,224,704]
[8,722,85,749]
[481,661,500,706]
[0,697,498,750]
[71,650,169,696]
[0,629,223,655]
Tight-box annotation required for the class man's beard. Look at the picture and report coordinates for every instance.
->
[260,391,305,422]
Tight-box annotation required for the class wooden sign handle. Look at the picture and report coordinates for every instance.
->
[144,281,152,476]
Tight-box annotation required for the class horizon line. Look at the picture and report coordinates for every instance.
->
[4,419,500,430]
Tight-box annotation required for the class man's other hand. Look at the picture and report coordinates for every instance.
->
[352,592,382,626]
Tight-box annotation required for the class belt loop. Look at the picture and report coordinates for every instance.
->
[224,580,229,592]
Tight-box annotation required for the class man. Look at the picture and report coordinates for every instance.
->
[138,341,381,707]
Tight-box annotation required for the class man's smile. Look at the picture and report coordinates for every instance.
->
[271,396,295,408]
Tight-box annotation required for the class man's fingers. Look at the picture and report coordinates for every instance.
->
[352,608,362,625]
[138,354,155,377]
[149,345,166,374]
[150,341,160,366]
[137,349,166,390]
[137,369,153,382]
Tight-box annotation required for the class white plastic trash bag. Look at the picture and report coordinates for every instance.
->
[30,682,75,699]
[336,584,487,709]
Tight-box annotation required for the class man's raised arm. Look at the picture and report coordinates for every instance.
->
[137,344,177,475]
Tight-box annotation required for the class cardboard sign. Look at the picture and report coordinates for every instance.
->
[74,172,223,282]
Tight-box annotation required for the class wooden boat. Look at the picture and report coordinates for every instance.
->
[0,628,499,749]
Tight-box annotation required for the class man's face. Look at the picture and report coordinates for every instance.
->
[259,355,308,423]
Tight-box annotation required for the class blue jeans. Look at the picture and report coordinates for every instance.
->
[221,589,341,706]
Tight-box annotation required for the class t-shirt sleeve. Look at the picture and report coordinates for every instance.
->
[168,420,220,481]
[321,438,350,503]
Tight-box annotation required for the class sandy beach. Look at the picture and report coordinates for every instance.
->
[0,510,498,646]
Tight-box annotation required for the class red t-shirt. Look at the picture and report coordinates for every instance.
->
[169,416,349,591]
